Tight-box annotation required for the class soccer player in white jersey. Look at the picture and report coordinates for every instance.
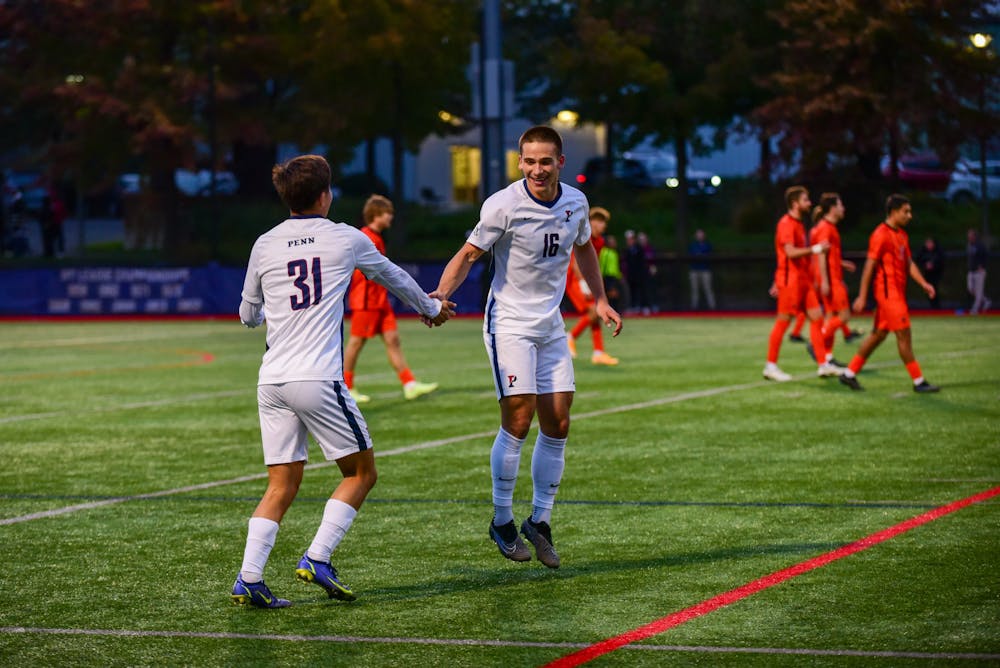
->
[231,155,454,608]
[434,126,623,568]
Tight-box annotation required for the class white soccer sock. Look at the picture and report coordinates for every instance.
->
[530,431,567,524]
[240,516,280,583]
[307,498,357,563]
[491,427,526,526]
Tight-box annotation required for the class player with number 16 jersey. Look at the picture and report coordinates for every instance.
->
[467,178,591,338]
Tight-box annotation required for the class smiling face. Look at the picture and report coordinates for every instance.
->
[518,140,564,201]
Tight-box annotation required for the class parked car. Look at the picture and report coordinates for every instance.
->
[3,170,48,214]
[880,154,951,192]
[577,153,722,195]
[623,150,722,195]
[174,169,239,196]
[945,159,1000,204]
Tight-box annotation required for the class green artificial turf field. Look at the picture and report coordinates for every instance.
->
[1,315,997,667]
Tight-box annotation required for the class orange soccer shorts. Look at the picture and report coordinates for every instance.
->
[873,299,911,332]
[776,279,820,315]
[350,307,397,339]
[821,281,850,314]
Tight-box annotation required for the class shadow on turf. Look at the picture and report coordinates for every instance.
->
[339,541,843,605]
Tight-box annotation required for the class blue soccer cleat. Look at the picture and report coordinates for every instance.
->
[295,554,356,601]
[231,574,291,608]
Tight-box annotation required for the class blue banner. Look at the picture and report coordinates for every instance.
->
[0,262,489,317]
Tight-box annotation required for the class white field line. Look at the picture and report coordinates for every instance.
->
[0,378,779,526]
[1,627,997,660]
[0,353,972,525]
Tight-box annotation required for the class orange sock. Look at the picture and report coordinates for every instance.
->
[767,318,791,363]
[399,368,415,385]
[344,370,355,389]
[790,312,805,336]
[848,354,865,375]
[822,316,842,355]
[591,321,605,352]
[809,319,828,365]
[905,360,923,381]
[841,322,852,335]
[570,316,589,339]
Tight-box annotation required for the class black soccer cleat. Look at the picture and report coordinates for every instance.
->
[844,329,864,343]
[489,520,531,562]
[520,519,560,569]
[839,374,863,391]
[913,380,940,393]
[789,333,805,343]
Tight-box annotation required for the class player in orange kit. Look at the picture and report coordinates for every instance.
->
[343,195,439,402]
[763,186,840,381]
[839,194,939,392]
[565,207,618,365]
[808,193,857,366]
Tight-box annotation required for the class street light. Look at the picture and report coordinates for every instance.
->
[970,33,993,241]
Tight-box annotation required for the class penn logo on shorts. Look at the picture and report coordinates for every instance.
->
[507,374,517,388]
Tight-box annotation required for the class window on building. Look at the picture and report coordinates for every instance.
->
[450,145,481,204]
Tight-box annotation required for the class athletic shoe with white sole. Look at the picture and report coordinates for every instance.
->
[231,574,291,608]
[349,388,370,404]
[817,362,844,377]
[489,520,531,562]
[295,554,356,601]
[520,518,560,569]
[403,380,438,400]
[763,365,792,382]
[591,351,619,366]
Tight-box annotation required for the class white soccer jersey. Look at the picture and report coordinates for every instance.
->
[241,215,440,385]
[467,180,591,337]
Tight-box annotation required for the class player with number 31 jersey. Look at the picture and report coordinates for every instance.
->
[241,213,439,385]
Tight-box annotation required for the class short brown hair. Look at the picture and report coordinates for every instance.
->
[589,206,611,222]
[784,185,808,210]
[363,194,394,224]
[272,155,330,213]
[518,125,563,155]
[885,193,910,216]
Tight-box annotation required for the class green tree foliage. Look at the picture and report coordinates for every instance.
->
[754,0,999,184]
[0,0,475,251]
[506,0,771,249]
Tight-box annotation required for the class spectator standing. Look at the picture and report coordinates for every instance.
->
[915,236,945,309]
[966,229,991,314]
[624,230,652,314]
[600,234,625,312]
[688,228,716,310]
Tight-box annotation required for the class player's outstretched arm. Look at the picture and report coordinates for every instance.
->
[422,298,456,327]
[434,242,486,300]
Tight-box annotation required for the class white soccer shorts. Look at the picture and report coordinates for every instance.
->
[484,330,576,399]
[257,381,373,465]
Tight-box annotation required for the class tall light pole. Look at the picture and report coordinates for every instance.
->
[970,32,992,242]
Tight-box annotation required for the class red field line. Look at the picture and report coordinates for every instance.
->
[544,485,1000,668]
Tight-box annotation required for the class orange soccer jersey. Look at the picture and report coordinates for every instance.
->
[868,222,911,305]
[810,220,843,286]
[347,226,390,312]
[774,213,810,289]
